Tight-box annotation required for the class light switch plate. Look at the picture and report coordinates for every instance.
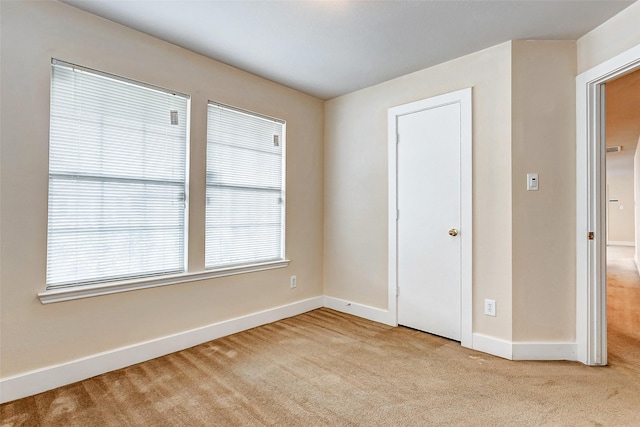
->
[527,173,539,191]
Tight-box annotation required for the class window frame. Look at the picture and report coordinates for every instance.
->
[38,61,289,304]
[205,101,287,271]
[45,59,191,290]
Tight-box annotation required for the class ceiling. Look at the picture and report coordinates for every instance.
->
[61,0,634,100]
[606,69,640,175]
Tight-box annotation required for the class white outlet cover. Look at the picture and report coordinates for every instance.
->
[484,299,496,316]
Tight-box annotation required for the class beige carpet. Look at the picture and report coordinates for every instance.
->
[2,265,639,425]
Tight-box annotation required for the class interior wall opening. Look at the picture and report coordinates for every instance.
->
[604,68,640,364]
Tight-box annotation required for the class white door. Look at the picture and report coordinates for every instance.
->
[396,99,462,341]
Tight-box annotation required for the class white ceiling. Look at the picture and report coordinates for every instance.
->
[61,0,635,100]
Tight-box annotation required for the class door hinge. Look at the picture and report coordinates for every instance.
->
[396,133,400,144]
[588,231,595,240]
[396,209,399,220]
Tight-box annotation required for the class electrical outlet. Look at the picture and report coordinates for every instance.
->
[484,299,496,316]
[290,275,297,289]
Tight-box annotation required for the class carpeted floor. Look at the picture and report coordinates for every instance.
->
[2,253,639,426]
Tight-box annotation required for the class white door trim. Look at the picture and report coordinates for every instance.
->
[576,44,640,366]
[388,88,473,348]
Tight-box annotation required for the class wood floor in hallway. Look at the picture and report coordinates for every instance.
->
[606,245,640,367]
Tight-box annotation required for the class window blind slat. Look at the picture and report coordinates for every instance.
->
[205,103,285,268]
[46,61,189,288]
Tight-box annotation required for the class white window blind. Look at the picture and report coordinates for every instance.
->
[206,103,285,268]
[46,60,189,288]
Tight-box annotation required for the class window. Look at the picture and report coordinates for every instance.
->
[46,60,189,288]
[206,103,285,269]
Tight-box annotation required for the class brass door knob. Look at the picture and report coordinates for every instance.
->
[448,228,459,237]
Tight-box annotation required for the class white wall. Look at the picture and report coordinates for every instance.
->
[0,0,324,379]
[607,172,636,244]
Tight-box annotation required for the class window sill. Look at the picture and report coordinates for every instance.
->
[38,259,290,304]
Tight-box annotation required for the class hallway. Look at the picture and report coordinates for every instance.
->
[606,245,640,370]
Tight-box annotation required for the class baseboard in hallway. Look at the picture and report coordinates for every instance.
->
[606,245,640,360]
[606,241,634,247]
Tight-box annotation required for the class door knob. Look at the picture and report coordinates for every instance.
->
[448,228,458,237]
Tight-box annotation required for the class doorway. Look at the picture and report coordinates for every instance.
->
[605,68,640,363]
[576,44,640,366]
[388,88,472,347]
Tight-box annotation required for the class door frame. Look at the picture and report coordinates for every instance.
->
[388,87,473,348]
[576,44,640,366]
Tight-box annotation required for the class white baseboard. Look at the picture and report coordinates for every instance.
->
[470,334,578,362]
[0,296,323,404]
[323,296,396,326]
[512,342,577,361]
[607,241,634,247]
[0,295,580,403]
[472,333,513,360]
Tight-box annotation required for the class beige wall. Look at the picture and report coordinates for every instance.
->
[607,173,635,243]
[511,41,577,341]
[323,2,640,348]
[3,0,639,383]
[324,43,514,340]
[324,40,580,343]
[577,1,640,74]
[0,0,324,377]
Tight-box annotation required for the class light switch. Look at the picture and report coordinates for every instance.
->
[527,173,539,191]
